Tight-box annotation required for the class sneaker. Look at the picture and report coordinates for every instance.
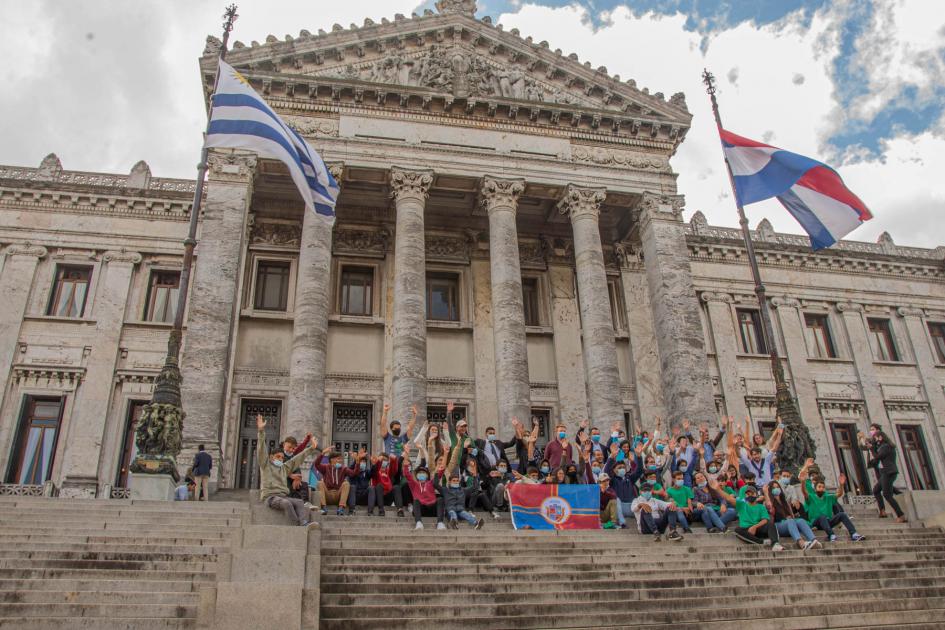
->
[396,508,404,518]
[602,521,616,530]
[303,502,313,510]
[619,523,628,529]
[407,504,414,514]
[735,531,761,545]
[707,527,720,534]
[378,509,386,517]
[448,519,459,530]
[811,540,823,549]
[366,510,374,517]
[336,508,345,516]
[828,534,838,542]
[771,543,785,552]
[668,530,683,542]
[683,528,693,534]
[299,520,310,527]
[852,533,866,542]
[436,522,447,530]
[475,518,484,530]
[492,511,501,520]
[349,508,357,516]
[653,534,662,542]
[803,539,817,551]
[319,508,328,516]
[415,521,424,530]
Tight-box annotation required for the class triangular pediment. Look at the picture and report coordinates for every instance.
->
[204,7,691,128]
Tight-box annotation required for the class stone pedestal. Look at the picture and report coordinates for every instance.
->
[558,185,623,426]
[482,176,531,425]
[129,473,178,501]
[388,167,433,426]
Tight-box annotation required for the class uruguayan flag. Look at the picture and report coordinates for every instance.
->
[205,60,339,218]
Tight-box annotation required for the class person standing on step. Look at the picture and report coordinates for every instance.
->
[255,414,318,526]
[368,452,403,517]
[544,423,575,470]
[314,449,354,516]
[191,444,212,501]
[859,426,908,523]
[380,402,418,457]
[721,483,784,551]
[402,443,446,530]
[799,464,866,542]
[630,482,683,541]
[347,449,375,515]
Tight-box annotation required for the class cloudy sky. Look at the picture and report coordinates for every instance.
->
[1,0,942,248]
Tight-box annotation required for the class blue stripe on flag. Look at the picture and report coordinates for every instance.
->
[776,188,836,250]
[732,149,823,206]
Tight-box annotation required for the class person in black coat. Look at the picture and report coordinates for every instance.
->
[859,424,907,522]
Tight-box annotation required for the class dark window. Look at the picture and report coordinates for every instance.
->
[48,266,91,318]
[530,409,551,449]
[144,271,180,323]
[427,404,468,428]
[608,278,627,330]
[426,272,459,321]
[253,261,291,311]
[867,318,899,362]
[522,277,540,327]
[339,266,374,316]
[235,400,282,490]
[897,425,938,490]
[757,421,777,442]
[6,397,63,485]
[830,423,869,495]
[737,309,767,354]
[929,323,945,364]
[804,313,837,358]
[331,403,372,455]
[115,401,147,487]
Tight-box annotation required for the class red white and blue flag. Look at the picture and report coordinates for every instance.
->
[719,128,872,250]
[508,484,601,531]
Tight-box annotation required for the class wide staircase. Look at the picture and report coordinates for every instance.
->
[0,495,248,629]
[318,503,945,630]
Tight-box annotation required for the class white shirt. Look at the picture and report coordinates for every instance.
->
[629,496,673,532]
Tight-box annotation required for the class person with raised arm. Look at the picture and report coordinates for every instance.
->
[401,442,446,530]
[255,413,318,526]
[380,402,418,457]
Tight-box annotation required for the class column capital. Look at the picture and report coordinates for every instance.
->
[479,176,525,214]
[771,296,802,310]
[897,306,925,319]
[326,162,345,186]
[390,166,434,203]
[837,301,865,314]
[638,191,686,227]
[557,184,606,221]
[701,291,733,305]
[206,149,258,183]
[103,249,143,265]
[4,242,48,259]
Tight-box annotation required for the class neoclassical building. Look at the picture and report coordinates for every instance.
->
[0,0,943,498]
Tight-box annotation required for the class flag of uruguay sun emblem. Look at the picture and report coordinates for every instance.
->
[540,496,572,525]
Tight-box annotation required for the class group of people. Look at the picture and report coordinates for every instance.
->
[256,404,904,548]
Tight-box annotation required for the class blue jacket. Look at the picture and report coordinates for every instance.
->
[605,453,644,502]
[192,451,212,476]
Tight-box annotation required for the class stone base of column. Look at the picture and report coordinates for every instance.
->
[129,473,178,501]
[58,475,99,499]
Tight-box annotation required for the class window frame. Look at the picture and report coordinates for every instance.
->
[867,317,900,362]
[425,270,461,322]
[338,265,375,317]
[521,276,542,327]
[6,395,64,485]
[115,400,147,488]
[251,258,292,313]
[736,308,768,355]
[607,275,628,332]
[143,270,181,323]
[896,424,938,491]
[47,265,92,318]
[804,312,838,359]
[928,322,945,365]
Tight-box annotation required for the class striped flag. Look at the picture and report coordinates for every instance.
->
[205,59,340,218]
[508,484,602,530]
[719,128,872,250]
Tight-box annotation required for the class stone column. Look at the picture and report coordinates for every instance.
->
[470,257,499,430]
[637,192,716,426]
[481,176,531,425]
[897,307,945,469]
[701,292,750,421]
[180,151,257,480]
[0,244,47,413]
[548,262,589,425]
[60,250,141,498]
[389,167,433,426]
[557,185,623,426]
[287,164,343,441]
[837,302,889,427]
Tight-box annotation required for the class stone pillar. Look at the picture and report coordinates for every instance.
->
[897,307,945,469]
[557,185,622,426]
[470,257,499,430]
[389,167,433,426]
[180,151,257,480]
[548,262,589,426]
[837,302,890,427]
[701,292,750,421]
[287,164,343,441]
[637,193,716,426]
[0,244,47,412]
[60,250,141,498]
[481,176,530,425]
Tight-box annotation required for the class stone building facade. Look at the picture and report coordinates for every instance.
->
[0,1,943,498]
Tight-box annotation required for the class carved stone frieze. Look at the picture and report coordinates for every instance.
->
[390,167,433,203]
[252,221,302,248]
[333,226,390,256]
[479,176,524,214]
[207,151,258,183]
[540,234,574,265]
[571,145,669,170]
[326,372,384,391]
[233,368,290,387]
[4,243,47,259]
[639,191,686,222]
[613,242,642,270]
[284,115,340,138]
[518,239,547,269]
[436,0,477,15]
[103,249,143,265]
[557,184,606,221]
[428,376,476,395]
[426,233,470,262]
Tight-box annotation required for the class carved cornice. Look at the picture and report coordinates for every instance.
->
[639,191,686,228]
[285,115,340,138]
[479,176,524,214]
[613,242,642,270]
[426,232,470,262]
[897,307,924,318]
[837,302,865,314]
[771,296,801,310]
[207,151,258,183]
[252,221,302,248]
[103,249,143,265]
[518,239,547,270]
[557,184,606,221]
[389,167,434,203]
[333,225,390,257]
[4,243,47,259]
[570,145,669,171]
[701,291,733,305]
[436,0,476,16]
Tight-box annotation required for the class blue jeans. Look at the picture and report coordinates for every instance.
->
[639,510,678,535]
[719,509,739,528]
[448,509,478,525]
[616,500,633,526]
[814,513,857,537]
[776,518,815,542]
[693,508,725,530]
[675,510,691,530]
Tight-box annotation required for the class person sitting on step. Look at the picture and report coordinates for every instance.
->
[314,449,354,516]
[368,452,403,517]
[281,435,313,505]
[639,468,668,501]
[442,471,484,529]
[776,468,807,520]
[511,466,542,484]
[597,473,620,529]
[765,478,821,550]
[402,443,446,530]
[666,470,695,534]
[630,482,683,542]
[602,440,645,529]
[463,455,499,518]
[255,413,318,526]
[347,449,374,516]
[721,482,784,551]
[691,471,730,532]
[485,457,514,515]
[799,460,866,542]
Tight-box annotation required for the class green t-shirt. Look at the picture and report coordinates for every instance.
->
[666,484,694,509]
[735,497,769,528]
[805,490,837,524]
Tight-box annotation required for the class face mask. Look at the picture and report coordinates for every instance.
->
[359,462,367,471]
[381,461,389,469]
[642,437,649,444]
[416,473,428,482]
[679,465,688,472]
[674,479,684,487]
[271,459,284,468]
[540,466,550,474]
[592,435,601,443]
[646,479,657,486]
[708,466,718,474]
[391,428,401,437]
[591,466,602,475]
[745,495,758,503]
[697,481,707,489]
[656,444,665,453]
[780,476,791,484]
[641,492,653,500]
[647,464,658,471]
[283,450,293,458]
[611,432,620,439]
[333,462,342,469]
[558,431,567,440]
[449,482,460,488]
[615,468,626,478]
[771,488,782,497]
[487,434,496,442]
[498,466,507,474]
[470,448,479,456]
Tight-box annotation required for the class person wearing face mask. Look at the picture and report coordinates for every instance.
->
[442,471,485,530]
[368,452,402,517]
[691,472,730,532]
[346,449,375,516]
[599,440,645,529]
[776,469,807,520]
[543,423,575,469]
[486,460,514,513]
[670,455,694,488]
[597,474,620,529]
[630,482,683,542]
[401,443,446,530]
[765,479,821,550]
[379,402,418,457]
[800,465,866,542]
[314,448,355,516]
[859,426,907,522]
[666,471,695,533]
[463,456,498,517]
[704,455,726,484]
[255,414,319,526]
[476,423,515,475]
[538,459,553,483]
[720,483,784,551]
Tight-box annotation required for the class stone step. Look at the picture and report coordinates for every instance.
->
[0,534,234,548]
[0,589,200,605]
[0,558,218,572]
[0,567,215,582]
[0,618,194,629]
[0,602,196,619]
[0,516,245,528]
[0,497,248,510]
[0,504,248,516]
[0,578,197,594]
[0,550,220,563]
[0,542,232,555]
[595,609,945,630]
[0,524,238,538]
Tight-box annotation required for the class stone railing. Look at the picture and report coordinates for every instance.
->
[0,481,56,497]
[0,164,195,194]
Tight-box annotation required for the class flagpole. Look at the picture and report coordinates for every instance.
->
[130,5,239,484]
[701,69,816,475]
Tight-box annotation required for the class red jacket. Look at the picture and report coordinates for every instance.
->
[403,465,438,506]
[371,456,399,493]
[315,459,355,490]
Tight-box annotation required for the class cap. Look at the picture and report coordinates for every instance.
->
[597,473,610,482]
[456,419,468,427]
